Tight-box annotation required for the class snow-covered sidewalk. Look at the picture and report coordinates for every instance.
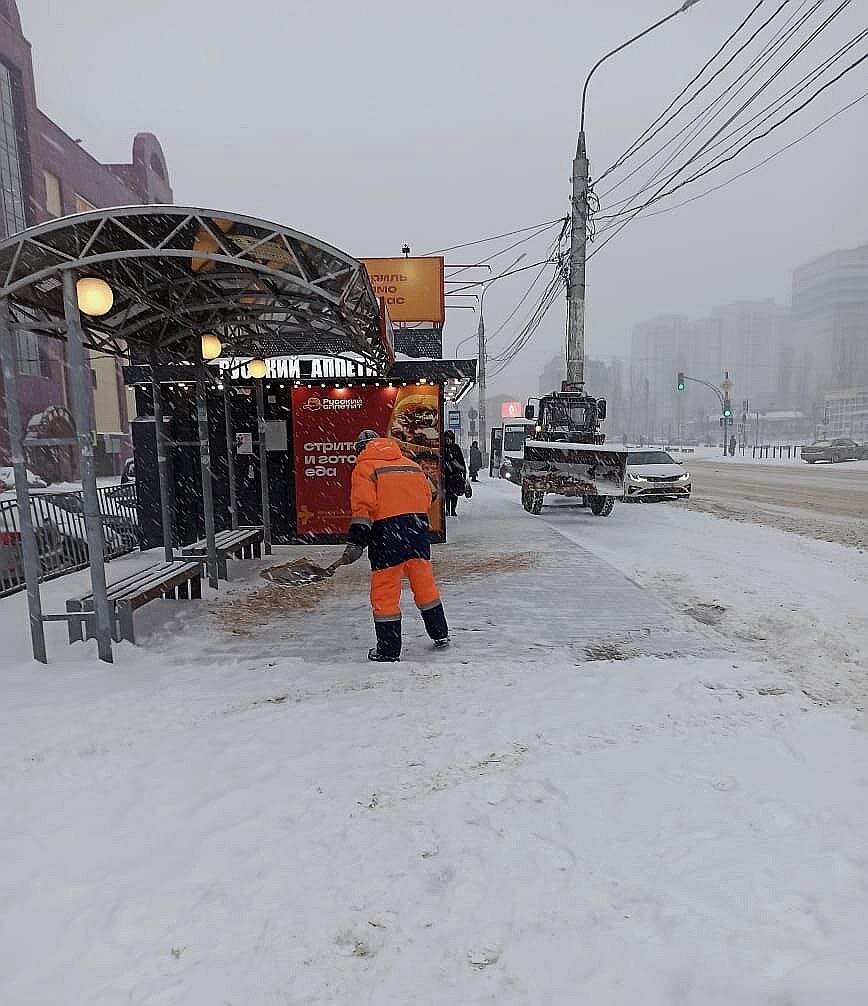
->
[1,481,866,1004]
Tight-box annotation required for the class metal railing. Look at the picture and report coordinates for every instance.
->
[0,483,140,598]
[742,444,803,459]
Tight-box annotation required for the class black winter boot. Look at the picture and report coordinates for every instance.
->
[371,618,401,662]
[420,602,449,644]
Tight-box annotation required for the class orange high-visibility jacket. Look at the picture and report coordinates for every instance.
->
[347,438,434,570]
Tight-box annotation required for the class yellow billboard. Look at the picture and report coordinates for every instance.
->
[362,256,445,324]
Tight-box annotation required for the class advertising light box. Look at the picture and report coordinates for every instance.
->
[291,384,444,538]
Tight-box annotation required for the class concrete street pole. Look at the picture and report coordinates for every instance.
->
[566,135,589,386]
[475,253,526,468]
[476,297,487,467]
[568,2,703,387]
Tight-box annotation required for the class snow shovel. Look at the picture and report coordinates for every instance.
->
[260,554,350,588]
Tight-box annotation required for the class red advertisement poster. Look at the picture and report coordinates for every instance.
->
[292,385,443,537]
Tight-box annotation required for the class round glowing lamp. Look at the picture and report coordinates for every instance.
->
[200,333,222,360]
[76,277,114,316]
[248,358,267,379]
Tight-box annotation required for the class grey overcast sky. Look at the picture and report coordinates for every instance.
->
[18,0,868,399]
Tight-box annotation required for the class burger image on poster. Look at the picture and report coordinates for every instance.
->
[387,384,443,534]
[388,386,439,451]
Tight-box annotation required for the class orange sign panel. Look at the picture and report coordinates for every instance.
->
[362,256,445,324]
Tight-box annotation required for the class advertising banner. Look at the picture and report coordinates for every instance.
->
[361,257,445,324]
[501,401,524,419]
[292,384,444,538]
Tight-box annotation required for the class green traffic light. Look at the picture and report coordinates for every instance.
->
[676,371,685,391]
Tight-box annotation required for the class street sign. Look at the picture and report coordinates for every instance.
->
[468,408,478,421]
[447,410,461,430]
[721,378,733,392]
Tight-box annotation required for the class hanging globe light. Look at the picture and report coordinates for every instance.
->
[76,277,114,317]
[248,358,267,379]
[200,333,222,360]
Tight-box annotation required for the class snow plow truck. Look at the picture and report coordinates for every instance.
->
[521,382,628,517]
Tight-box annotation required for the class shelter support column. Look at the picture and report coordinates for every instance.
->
[62,270,113,663]
[255,380,272,555]
[223,384,238,531]
[196,361,220,588]
[0,299,47,663]
[150,368,175,562]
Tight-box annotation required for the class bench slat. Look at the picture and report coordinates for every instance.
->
[71,562,202,604]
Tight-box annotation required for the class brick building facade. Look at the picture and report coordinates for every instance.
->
[0,0,172,477]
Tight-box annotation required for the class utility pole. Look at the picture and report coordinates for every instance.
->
[566,137,588,385]
[474,254,525,468]
[567,2,704,388]
[477,304,487,466]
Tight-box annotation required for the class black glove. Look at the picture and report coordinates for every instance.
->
[342,543,364,565]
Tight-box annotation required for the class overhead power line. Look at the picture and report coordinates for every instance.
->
[588,47,868,261]
[595,0,770,186]
[598,0,831,210]
[587,1,865,257]
[423,217,566,256]
[634,88,868,220]
[445,219,566,280]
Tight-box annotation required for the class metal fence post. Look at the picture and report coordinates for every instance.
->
[150,370,175,562]
[62,271,113,663]
[0,298,47,662]
[196,361,220,588]
[223,383,238,530]
[255,379,272,555]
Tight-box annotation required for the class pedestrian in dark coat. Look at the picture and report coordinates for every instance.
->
[443,431,467,517]
[469,441,483,482]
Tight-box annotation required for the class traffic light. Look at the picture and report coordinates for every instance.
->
[676,371,685,391]
[722,400,732,419]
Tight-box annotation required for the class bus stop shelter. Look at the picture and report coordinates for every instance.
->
[0,206,393,664]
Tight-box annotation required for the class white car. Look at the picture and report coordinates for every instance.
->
[625,449,691,502]
[0,467,49,493]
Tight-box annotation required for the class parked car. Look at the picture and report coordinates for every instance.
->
[120,458,136,484]
[800,438,861,464]
[624,449,691,502]
[0,466,49,492]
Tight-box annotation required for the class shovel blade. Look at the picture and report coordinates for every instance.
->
[261,557,336,588]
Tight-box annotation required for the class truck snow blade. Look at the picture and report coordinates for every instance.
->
[523,441,628,498]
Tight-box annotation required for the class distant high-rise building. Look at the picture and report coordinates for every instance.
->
[0,2,173,475]
[791,243,868,404]
[630,314,691,437]
[538,354,563,396]
[691,300,790,412]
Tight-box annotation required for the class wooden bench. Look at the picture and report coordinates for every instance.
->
[180,527,264,580]
[66,561,204,645]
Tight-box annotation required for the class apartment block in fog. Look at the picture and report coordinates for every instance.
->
[791,242,868,422]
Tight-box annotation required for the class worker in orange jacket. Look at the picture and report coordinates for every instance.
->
[341,429,449,662]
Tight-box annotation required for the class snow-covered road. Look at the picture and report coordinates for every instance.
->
[685,456,868,549]
[1,480,866,1004]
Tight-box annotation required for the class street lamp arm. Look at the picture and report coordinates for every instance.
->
[683,374,725,408]
[579,2,700,139]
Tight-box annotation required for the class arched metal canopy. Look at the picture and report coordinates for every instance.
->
[0,205,392,368]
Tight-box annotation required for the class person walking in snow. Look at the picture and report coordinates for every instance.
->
[469,441,483,482]
[341,429,450,662]
[443,430,467,517]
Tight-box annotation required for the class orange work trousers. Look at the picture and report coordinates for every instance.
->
[370,558,441,620]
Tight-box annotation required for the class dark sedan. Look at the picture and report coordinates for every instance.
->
[801,438,862,464]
